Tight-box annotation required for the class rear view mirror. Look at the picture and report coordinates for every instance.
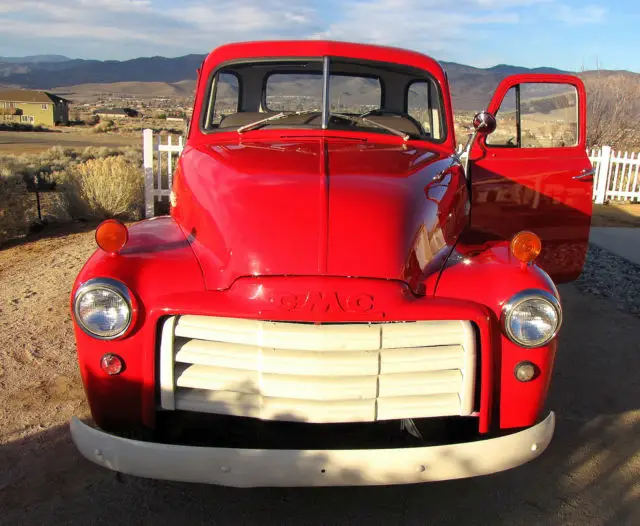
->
[472,111,497,135]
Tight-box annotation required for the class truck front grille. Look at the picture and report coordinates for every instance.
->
[159,316,477,423]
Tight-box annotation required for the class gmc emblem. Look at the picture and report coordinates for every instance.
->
[277,291,375,313]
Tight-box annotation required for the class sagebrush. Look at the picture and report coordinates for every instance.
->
[0,146,144,243]
[66,156,143,219]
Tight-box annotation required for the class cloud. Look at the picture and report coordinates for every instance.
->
[0,0,325,57]
[552,3,606,25]
[0,0,610,60]
[471,0,552,6]
[310,0,520,57]
[165,1,318,34]
[79,0,152,10]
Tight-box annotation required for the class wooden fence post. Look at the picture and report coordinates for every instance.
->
[143,128,154,218]
[594,145,611,205]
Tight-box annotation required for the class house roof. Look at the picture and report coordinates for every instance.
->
[0,89,71,104]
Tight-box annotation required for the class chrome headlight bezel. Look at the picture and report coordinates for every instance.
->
[73,278,132,340]
[501,289,562,348]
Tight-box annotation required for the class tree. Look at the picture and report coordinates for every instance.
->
[583,73,640,150]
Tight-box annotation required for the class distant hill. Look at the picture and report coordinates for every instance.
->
[485,64,568,75]
[2,53,639,111]
[441,61,577,110]
[52,80,197,102]
[0,54,70,64]
[0,55,205,87]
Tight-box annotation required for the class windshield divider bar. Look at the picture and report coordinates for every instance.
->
[321,56,330,129]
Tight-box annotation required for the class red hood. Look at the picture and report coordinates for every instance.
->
[172,137,468,293]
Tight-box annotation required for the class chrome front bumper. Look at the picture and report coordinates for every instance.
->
[70,412,554,487]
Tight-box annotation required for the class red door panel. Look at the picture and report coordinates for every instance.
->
[467,74,593,283]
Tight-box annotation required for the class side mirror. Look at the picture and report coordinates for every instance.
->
[460,111,497,172]
[472,111,497,135]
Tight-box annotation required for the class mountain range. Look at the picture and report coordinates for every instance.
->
[1,53,638,111]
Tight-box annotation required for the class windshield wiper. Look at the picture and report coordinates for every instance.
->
[237,111,321,134]
[331,112,412,141]
[237,110,414,140]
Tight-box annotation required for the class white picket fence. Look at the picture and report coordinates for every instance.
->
[589,145,640,204]
[143,128,183,218]
[144,129,640,217]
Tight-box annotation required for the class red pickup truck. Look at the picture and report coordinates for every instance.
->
[69,40,593,487]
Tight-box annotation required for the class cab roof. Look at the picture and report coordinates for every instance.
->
[200,40,447,84]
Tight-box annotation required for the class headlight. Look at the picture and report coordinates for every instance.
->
[501,289,562,348]
[74,278,132,339]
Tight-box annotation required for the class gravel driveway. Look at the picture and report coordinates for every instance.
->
[0,224,638,525]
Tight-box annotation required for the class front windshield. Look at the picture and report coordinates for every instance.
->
[265,73,381,113]
[202,58,445,142]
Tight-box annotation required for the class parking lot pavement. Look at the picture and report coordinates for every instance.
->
[590,227,640,266]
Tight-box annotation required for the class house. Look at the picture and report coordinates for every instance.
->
[0,89,71,126]
[94,107,140,119]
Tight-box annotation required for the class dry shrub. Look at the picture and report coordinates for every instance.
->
[584,74,640,150]
[66,156,143,220]
[0,176,32,245]
[0,146,143,242]
[90,119,117,134]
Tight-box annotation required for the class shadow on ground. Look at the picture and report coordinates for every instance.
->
[0,285,638,525]
[591,203,640,228]
[0,220,100,251]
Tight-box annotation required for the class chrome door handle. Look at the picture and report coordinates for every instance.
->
[573,168,595,181]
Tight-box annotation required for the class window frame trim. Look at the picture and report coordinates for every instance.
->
[199,56,448,144]
[406,78,442,139]
[486,82,580,150]
[206,70,242,128]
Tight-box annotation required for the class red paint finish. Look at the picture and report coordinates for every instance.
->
[172,138,461,293]
[71,41,590,448]
[72,217,204,428]
[74,272,494,433]
[467,74,593,283]
[435,242,559,429]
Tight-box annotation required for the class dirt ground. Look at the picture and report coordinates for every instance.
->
[0,129,139,154]
[0,220,638,525]
[592,203,640,227]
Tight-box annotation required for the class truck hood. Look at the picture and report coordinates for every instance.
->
[173,137,468,293]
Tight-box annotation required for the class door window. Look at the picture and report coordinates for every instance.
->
[210,72,239,125]
[407,80,443,139]
[486,87,517,146]
[487,82,578,148]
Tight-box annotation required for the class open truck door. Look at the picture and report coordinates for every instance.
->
[466,74,593,283]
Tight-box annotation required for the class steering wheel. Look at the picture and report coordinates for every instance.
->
[360,109,425,134]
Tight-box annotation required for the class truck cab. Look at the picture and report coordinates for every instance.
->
[70,41,593,487]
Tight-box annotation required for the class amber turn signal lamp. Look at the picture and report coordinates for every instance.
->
[510,231,542,263]
[95,219,128,253]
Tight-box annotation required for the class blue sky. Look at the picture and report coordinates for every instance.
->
[0,0,637,71]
